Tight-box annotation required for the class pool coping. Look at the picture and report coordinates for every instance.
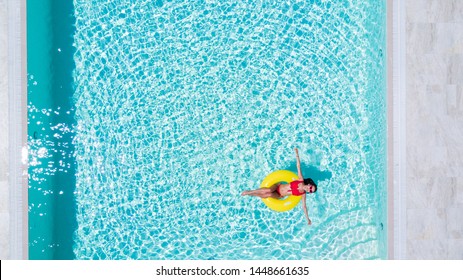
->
[388,0,407,260]
[8,0,28,260]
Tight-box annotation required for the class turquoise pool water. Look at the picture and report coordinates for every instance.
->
[28,0,387,259]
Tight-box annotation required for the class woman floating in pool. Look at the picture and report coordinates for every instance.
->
[241,148,317,225]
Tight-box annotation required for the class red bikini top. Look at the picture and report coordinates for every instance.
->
[290,180,305,196]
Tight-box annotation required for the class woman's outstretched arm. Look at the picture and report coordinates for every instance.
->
[302,193,312,225]
[295,148,303,180]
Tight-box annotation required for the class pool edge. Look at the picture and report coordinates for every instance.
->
[388,0,407,260]
[7,0,28,260]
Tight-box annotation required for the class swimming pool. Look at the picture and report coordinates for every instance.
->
[28,0,387,259]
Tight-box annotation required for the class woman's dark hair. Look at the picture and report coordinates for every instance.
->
[303,178,317,193]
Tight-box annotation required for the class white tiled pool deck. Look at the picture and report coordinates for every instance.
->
[0,0,462,260]
[403,0,463,259]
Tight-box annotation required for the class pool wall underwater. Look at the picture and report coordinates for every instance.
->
[26,0,387,260]
[27,0,77,259]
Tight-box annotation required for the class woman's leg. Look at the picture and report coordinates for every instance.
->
[269,192,282,199]
[241,188,272,197]
[269,183,281,192]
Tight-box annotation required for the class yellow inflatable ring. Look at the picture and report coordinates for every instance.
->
[260,170,302,212]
